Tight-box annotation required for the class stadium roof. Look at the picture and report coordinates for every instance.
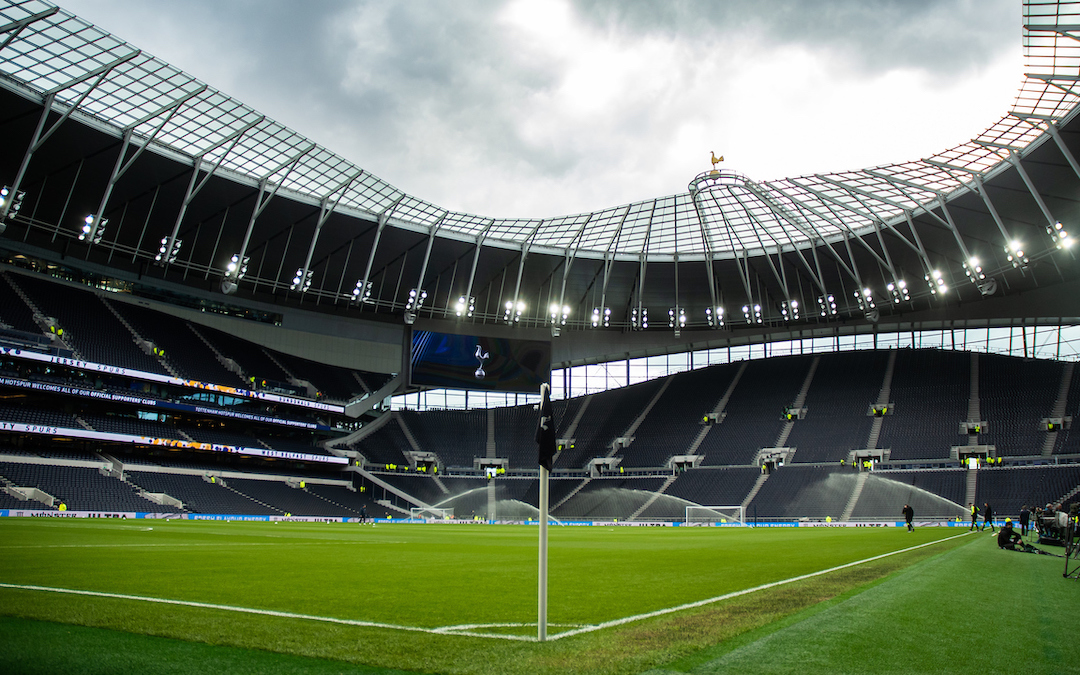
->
[2,0,1080,339]
[0,0,1077,260]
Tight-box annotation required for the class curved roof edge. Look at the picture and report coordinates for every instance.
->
[1,0,1079,263]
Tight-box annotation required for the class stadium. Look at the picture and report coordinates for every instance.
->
[0,0,1079,673]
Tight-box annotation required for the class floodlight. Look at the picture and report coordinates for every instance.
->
[503,300,524,323]
[887,279,909,303]
[854,288,875,311]
[781,300,799,321]
[455,295,475,318]
[1049,222,1073,250]
[351,279,373,303]
[549,303,569,326]
[591,306,610,328]
[290,268,313,292]
[706,306,724,328]
[405,288,427,310]
[1005,240,1028,268]
[1,186,25,221]
[817,294,837,317]
[225,253,249,279]
[78,214,107,244]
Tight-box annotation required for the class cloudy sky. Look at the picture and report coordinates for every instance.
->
[58,0,1021,219]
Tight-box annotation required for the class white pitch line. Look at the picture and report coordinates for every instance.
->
[0,582,540,641]
[545,530,975,640]
[0,531,973,643]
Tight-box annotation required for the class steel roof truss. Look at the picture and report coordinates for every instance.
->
[731,191,791,302]
[1006,150,1062,231]
[166,116,267,258]
[763,184,860,285]
[412,213,446,308]
[0,6,59,53]
[0,51,140,220]
[556,214,593,316]
[770,182,889,275]
[357,193,405,308]
[296,169,364,291]
[931,198,977,266]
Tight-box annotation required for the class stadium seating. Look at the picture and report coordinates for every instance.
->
[877,350,970,460]
[0,271,1078,528]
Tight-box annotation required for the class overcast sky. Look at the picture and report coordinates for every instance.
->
[57,0,1021,219]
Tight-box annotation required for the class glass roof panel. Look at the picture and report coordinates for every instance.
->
[1,0,1079,260]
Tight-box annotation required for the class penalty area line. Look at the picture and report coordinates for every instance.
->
[546,530,975,641]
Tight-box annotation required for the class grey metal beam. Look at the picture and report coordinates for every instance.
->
[0,7,60,53]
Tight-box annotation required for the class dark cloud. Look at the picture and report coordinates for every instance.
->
[55,0,1021,216]
[572,0,1017,81]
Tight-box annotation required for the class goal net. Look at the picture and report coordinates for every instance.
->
[410,506,454,521]
[685,505,746,526]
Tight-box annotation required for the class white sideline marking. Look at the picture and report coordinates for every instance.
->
[0,531,972,643]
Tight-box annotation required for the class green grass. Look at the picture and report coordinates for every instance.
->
[0,519,1069,674]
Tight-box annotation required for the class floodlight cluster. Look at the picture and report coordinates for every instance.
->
[504,300,525,323]
[668,307,687,329]
[706,306,724,328]
[78,214,107,244]
[854,288,876,311]
[886,280,909,303]
[1005,240,1028,269]
[591,307,610,327]
[455,295,475,317]
[1049,221,1073,250]
[406,288,427,311]
[351,279,372,303]
[925,269,947,295]
[155,236,182,264]
[817,294,837,317]
[0,186,25,220]
[780,300,799,321]
[742,304,762,324]
[549,303,570,326]
[226,253,249,279]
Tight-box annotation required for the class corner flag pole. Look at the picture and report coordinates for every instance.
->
[538,461,549,642]
[535,382,554,642]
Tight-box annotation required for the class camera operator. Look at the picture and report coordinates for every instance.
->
[998,518,1023,551]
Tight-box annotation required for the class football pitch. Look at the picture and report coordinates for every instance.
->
[0,519,1076,674]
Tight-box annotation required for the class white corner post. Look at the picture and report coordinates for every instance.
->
[538,462,549,642]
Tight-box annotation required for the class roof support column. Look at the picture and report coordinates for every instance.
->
[356,195,405,307]
[222,143,315,293]
[294,170,363,292]
[0,51,140,223]
[1006,151,1060,230]
[88,85,208,244]
[164,116,265,263]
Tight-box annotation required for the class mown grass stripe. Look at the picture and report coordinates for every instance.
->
[546,530,974,640]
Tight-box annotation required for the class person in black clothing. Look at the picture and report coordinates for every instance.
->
[998,519,1023,550]
[902,504,914,532]
[1019,505,1031,536]
[982,502,995,533]
[359,504,367,525]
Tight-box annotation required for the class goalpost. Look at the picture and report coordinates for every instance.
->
[685,505,746,526]
[410,506,454,521]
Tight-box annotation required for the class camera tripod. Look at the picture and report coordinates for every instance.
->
[1064,507,1080,580]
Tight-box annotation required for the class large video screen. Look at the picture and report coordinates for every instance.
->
[410,330,550,393]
